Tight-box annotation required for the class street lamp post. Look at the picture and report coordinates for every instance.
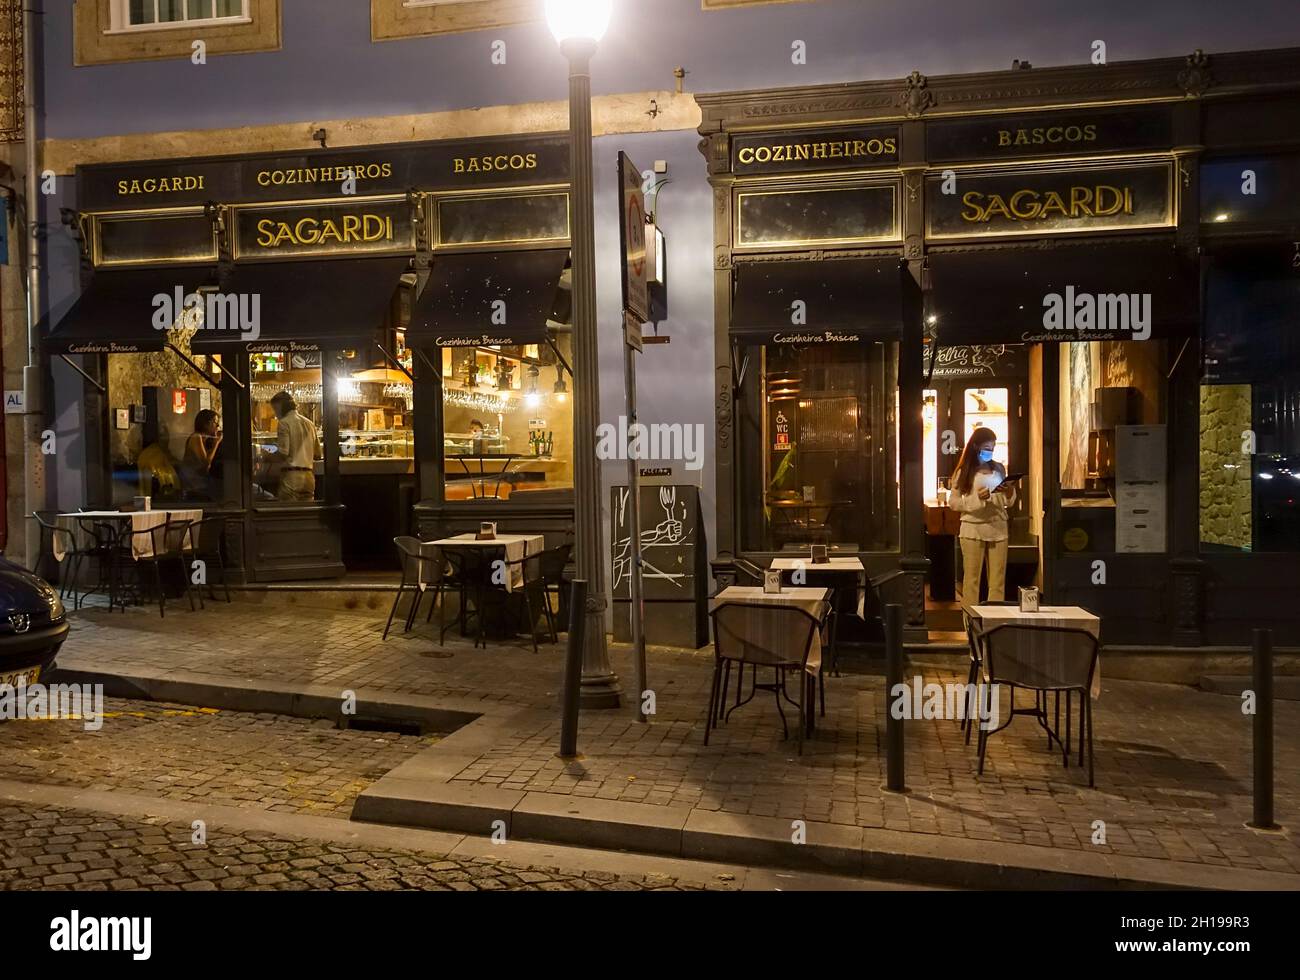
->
[547,0,621,708]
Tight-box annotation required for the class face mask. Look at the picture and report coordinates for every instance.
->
[978,449,994,464]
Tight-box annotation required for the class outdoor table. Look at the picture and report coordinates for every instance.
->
[769,556,866,619]
[424,533,545,594]
[55,509,202,561]
[710,585,831,677]
[445,455,522,500]
[969,604,1102,698]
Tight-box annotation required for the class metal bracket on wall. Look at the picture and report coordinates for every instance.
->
[375,343,414,383]
[546,336,573,380]
[58,355,105,394]
[166,343,245,391]
[414,348,441,382]
[730,341,750,394]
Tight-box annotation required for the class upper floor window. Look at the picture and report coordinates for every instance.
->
[372,0,537,42]
[110,0,250,32]
[76,0,280,66]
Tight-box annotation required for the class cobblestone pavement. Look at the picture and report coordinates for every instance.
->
[0,699,436,819]
[55,602,1300,876]
[0,802,718,891]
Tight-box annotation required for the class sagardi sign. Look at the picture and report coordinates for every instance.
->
[235,199,413,258]
[926,161,1174,239]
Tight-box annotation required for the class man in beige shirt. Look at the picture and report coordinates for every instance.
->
[271,391,318,502]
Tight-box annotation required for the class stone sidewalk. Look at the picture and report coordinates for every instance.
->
[50,600,1300,887]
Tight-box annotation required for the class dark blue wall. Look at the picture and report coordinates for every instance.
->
[41,0,1300,139]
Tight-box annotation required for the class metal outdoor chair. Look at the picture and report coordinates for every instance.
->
[30,511,79,599]
[537,542,573,643]
[705,602,824,755]
[118,519,200,618]
[492,550,548,654]
[73,517,130,611]
[188,515,232,605]
[976,624,1101,786]
[383,537,443,640]
[439,544,507,649]
[960,600,1016,744]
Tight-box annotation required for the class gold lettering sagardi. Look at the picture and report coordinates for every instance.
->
[255,213,395,249]
[737,137,897,167]
[995,124,1098,148]
[255,162,394,187]
[960,185,1134,223]
[452,153,539,175]
[117,175,206,196]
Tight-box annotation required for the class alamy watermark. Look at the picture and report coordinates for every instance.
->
[890,675,1001,732]
[1042,288,1151,340]
[152,287,261,342]
[0,677,105,731]
[596,416,706,472]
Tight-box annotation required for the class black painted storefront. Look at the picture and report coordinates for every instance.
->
[47,133,577,584]
[698,47,1300,647]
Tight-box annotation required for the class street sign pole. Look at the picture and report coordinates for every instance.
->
[617,151,650,724]
[624,313,647,723]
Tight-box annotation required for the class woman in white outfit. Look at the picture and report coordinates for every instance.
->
[948,426,1017,604]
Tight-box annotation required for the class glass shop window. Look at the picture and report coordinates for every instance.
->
[740,340,900,553]
[440,334,575,503]
[337,337,415,469]
[105,350,225,507]
[1057,340,1169,555]
[250,351,324,503]
[1200,251,1300,553]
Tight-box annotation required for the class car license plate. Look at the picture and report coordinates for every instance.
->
[0,665,40,690]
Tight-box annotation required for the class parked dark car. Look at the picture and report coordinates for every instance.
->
[0,556,69,691]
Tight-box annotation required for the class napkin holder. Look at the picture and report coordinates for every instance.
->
[133,496,151,512]
[810,544,829,565]
[1018,586,1041,613]
[763,570,783,595]
[476,522,497,541]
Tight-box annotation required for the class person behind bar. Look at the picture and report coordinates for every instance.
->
[270,391,318,501]
[949,426,1017,603]
[181,409,222,500]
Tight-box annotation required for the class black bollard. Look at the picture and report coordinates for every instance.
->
[884,603,906,793]
[558,579,588,759]
[1249,628,1277,830]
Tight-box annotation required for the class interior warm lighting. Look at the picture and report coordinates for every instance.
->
[544,0,612,44]
[1214,213,1230,222]
[927,315,938,325]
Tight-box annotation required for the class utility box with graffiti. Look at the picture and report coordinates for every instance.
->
[610,482,709,650]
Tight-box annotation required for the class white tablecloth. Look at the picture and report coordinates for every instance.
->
[970,605,1102,698]
[710,586,831,676]
[55,510,203,561]
[425,534,545,593]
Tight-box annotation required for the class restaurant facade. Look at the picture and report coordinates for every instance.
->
[696,46,1300,647]
[46,133,578,581]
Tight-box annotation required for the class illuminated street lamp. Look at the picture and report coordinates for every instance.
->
[546,0,620,708]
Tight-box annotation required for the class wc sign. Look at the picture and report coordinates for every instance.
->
[4,390,23,414]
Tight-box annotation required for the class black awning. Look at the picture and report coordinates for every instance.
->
[190,255,412,354]
[43,265,218,354]
[926,240,1199,345]
[730,257,905,345]
[408,248,571,348]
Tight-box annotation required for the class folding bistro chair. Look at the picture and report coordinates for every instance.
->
[538,542,574,643]
[705,602,823,755]
[119,518,199,618]
[188,515,232,604]
[384,537,443,640]
[975,623,1101,786]
[30,512,80,600]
